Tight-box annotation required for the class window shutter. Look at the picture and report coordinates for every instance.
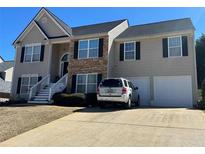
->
[17,77,22,94]
[182,36,188,56]
[120,43,124,61]
[97,74,102,87]
[74,41,78,59]
[20,46,25,63]
[136,42,140,60]
[71,75,77,93]
[99,38,104,57]
[40,45,45,61]
[38,76,42,82]
[162,38,168,58]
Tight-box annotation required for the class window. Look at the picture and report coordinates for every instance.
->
[168,36,182,57]
[124,42,135,60]
[20,75,38,94]
[123,80,128,87]
[76,74,97,93]
[78,39,99,59]
[24,44,41,62]
[100,79,122,87]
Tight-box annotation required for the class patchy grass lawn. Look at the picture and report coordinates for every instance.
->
[0,104,80,142]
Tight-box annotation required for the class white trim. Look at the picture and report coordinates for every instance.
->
[123,41,136,61]
[20,74,38,95]
[59,52,69,77]
[78,38,99,59]
[23,43,42,63]
[76,73,98,93]
[167,35,183,58]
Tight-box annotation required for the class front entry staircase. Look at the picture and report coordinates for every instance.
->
[28,74,68,104]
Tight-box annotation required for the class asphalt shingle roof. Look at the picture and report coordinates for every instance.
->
[0,61,14,72]
[72,19,127,36]
[117,18,195,39]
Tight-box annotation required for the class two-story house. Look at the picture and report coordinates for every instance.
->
[11,8,197,107]
[0,56,14,94]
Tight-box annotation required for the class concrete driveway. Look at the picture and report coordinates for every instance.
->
[1,107,205,146]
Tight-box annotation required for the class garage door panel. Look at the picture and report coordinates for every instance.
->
[154,76,192,107]
[127,77,150,106]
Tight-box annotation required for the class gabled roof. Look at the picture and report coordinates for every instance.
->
[45,8,72,36]
[117,18,195,39]
[0,61,14,72]
[13,7,72,45]
[72,19,127,36]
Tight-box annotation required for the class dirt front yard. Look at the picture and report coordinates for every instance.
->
[0,104,80,142]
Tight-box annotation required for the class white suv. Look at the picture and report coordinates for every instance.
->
[97,78,140,108]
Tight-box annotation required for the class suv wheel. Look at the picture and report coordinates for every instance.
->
[99,102,105,108]
[125,97,131,109]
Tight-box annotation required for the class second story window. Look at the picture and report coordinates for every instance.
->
[24,43,41,62]
[168,36,182,57]
[78,39,99,59]
[124,42,135,60]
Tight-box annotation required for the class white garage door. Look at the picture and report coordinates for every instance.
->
[154,76,193,107]
[127,77,150,106]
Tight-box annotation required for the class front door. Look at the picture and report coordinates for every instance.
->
[60,53,69,77]
[63,62,68,76]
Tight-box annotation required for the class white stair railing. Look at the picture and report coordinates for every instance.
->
[49,73,68,101]
[29,74,50,100]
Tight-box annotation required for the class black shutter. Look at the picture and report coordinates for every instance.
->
[182,36,188,56]
[120,43,124,61]
[136,42,140,60]
[99,38,104,57]
[162,38,168,58]
[38,76,42,82]
[40,45,45,61]
[20,46,25,63]
[17,77,22,94]
[74,41,78,59]
[97,74,102,87]
[71,75,77,93]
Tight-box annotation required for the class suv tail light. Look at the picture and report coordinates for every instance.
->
[97,87,99,94]
[122,87,127,94]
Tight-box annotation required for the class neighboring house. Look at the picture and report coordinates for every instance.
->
[0,56,14,93]
[11,7,197,107]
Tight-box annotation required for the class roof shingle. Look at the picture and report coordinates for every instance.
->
[0,61,14,72]
[72,19,127,36]
[117,18,195,39]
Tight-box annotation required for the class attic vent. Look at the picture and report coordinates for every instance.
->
[42,17,47,24]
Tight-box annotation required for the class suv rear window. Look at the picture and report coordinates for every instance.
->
[100,79,123,87]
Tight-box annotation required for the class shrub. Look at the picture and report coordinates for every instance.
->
[202,79,205,101]
[53,93,86,106]
[86,93,98,106]
[53,92,98,107]
[197,101,205,109]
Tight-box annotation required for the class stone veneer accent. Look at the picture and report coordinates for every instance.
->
[67,36,108,92]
